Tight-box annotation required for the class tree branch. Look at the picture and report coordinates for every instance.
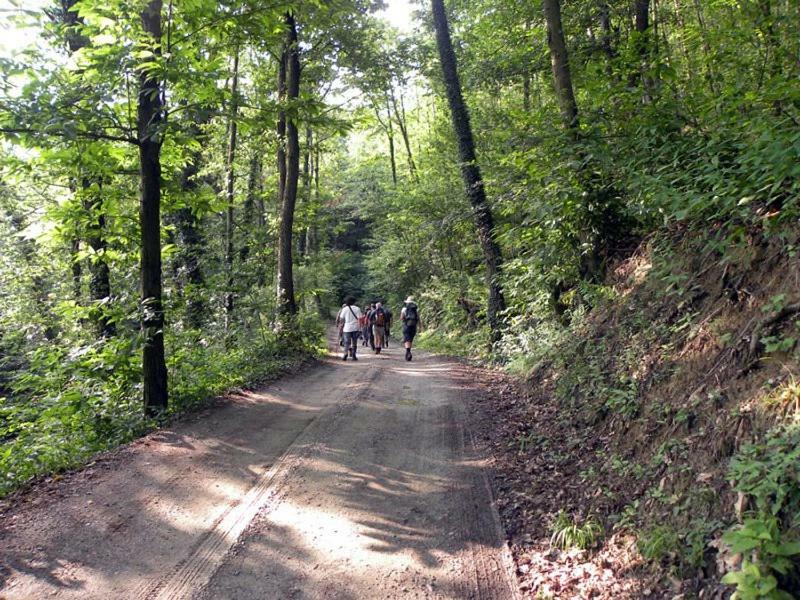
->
[0,127,137,145]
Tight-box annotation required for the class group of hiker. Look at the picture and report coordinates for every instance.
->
[336,296,420,362]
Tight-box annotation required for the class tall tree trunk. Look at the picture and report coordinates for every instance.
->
[634,0,650,37]
[277,12,300,316]
[83,182,115,336]
[391,89,417,178]
[241,152,260,263]
[757,0,783,113]
[62,2,84,306]
[137,0,168,414]
[543,0,580,132]
[314,145,320,199]
[224,49,239,324]
[256,168,266,230]
[61,0,113,329]
[309,143,319,255]
[522,75,531,111]
[173,111,207,330]
[299,126,312,257]
[430,0,505,342]
[544,0,610,283]
[671,0,694,79]
[631,0,652,96]
[692,0,718,95]
[70,237,81,301]
[598,1,617,77]
[276,45,287,211]
[376,100,398,187]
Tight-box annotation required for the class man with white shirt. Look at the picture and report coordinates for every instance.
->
[336,296,363,361]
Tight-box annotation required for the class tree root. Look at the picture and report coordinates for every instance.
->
[748,301,800,357]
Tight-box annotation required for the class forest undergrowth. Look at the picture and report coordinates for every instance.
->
[454,222,800,598]
[0,315,324,498]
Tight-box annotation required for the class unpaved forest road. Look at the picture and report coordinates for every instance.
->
[0,335,520,600]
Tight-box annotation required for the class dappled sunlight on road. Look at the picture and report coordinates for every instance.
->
[1,337,517,599]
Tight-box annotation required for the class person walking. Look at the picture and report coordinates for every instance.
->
[335,303,346,347]
[337,296,363,361]
[366,302,376,350]
[370,302,388,354]
[384,305,393,347]
[400,296,420,361]
[360,305,371,346]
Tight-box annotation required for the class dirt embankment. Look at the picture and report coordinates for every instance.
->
[468,228,800,598]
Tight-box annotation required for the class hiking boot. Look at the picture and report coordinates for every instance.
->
[376,347,381,354]
[342,354,348,361]
[352,355,358,361]
[405,348,412,361]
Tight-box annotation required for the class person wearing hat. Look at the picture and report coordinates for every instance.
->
[400,296,420,361]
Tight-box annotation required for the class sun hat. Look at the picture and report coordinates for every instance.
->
[405,296,415,303]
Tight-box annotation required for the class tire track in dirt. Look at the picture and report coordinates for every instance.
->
[1,335,519,599]
[141,365,381,600]
[199,346,519,600]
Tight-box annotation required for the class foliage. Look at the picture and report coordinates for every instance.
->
[0,308,322,497]
[637,525,681,565]
[721,426,800,598]
[0,0,375,495]
[549,510,603,550]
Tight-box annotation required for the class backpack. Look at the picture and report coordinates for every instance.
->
[373,309,386,327]
[404,303,418,326]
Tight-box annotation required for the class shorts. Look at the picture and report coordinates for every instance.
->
[402,324,417,343]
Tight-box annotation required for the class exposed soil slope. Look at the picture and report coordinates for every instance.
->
[468,229,800,598]
[0,337,519,599]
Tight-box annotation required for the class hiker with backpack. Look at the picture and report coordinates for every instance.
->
[400,296,420,361]
[337,296,363,361]
[369,302,388,354]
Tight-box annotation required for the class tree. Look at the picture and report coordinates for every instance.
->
[224,48,240,325]
[390,87,416,178]
[56,0,115,336]
[276,11,300,316]
[543,0,610,284]
[137,0,168,414]
[430,0,505,342]
[543,0,579,133]
[373,95,398,186]
[172,112,208,330]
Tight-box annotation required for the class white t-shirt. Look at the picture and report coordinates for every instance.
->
[338,305,363,333]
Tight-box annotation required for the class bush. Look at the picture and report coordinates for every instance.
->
[0,310,324,497]
[721,425,800,598]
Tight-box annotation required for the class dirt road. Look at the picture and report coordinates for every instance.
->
[0,336,519,599]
